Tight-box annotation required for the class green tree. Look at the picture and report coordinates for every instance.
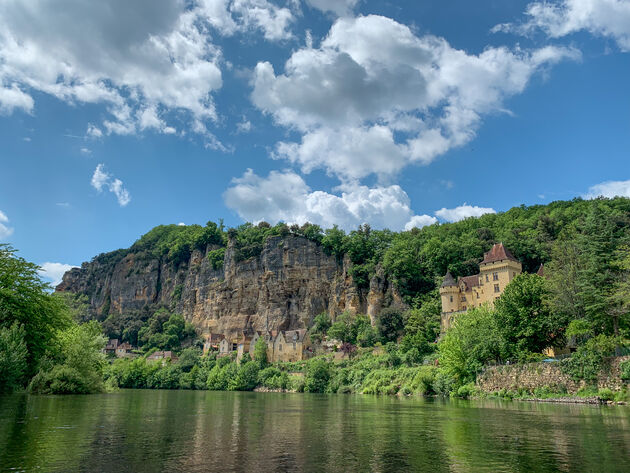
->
[0,245,71,378]
[376,307,404,343]
[495,273,561,359]
[29,321,107,394]
[304,358,331,393]
[0,323,28,392]
[438,306,503,384]
[229,361,260,391]
[253,336,268,367]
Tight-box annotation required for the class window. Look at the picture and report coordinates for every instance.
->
[479,277,483,285]
[485,274,489,282]
[449,295,453,303]
[462,305,467,310]
[476,292,480,299]
[494,284,500,293]
[461,295,467,302]
[493,272,499,281]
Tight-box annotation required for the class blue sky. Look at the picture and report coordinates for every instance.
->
[0,0,629,285]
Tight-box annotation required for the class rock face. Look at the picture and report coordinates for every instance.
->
[57,235,400,337]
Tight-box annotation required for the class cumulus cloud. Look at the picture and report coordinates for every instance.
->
[583,179,630,198]
[223,169,436,231]
[91,164,131,206]
[252,15,579,181]
[493,0,630,52]
[38,262,78,287]
[0,0,297,138]
[306,0,359,16]
[0,210,14,240]
[405,215,438,231]
[435,204,496,222]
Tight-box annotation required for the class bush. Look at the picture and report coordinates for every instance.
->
[598,388,614,402]
[258,367,290,390]
[228,361,259,391]
[561,335,620,382]
[304,358,331,393]
[433,370,456,396]
[620,359,630,382]
[29,365,92,394]
[456,382,475,399]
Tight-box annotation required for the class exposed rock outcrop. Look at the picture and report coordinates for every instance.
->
[57,235,401,338]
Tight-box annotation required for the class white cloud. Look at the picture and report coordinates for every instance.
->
[236,117,253,133]
[583,179,630,198]
[0,1,297,139]
[252,15,579,181]
[435,204,496,222]
[0,210,14,240]
[80,147,92,156]
[91,164,131,206]
[200,0,295,41]
[494,0,630,52]
[223,169,435,231]
[0,83,34,114]
[405,215,438,231]
[38,262,78,287]
[306,0,358,16]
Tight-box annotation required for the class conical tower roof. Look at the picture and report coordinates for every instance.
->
[441,271,457,287]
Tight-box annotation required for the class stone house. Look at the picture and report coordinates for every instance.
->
[115,341,136,358]
[147,350,178,364]
[440,243,522,332]
[103,339,119,355]
[270,329,310,363]
[219,338,237,356]
[203,333,225,355]
[236,332,254,362]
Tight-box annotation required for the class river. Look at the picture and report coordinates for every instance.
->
[1,390,629,472]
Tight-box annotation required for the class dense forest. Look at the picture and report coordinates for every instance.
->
[2,197,630,397]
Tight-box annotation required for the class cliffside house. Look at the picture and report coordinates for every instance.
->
[104,339,119,355]
[147,350,178,364]
[203,333,225,355]
[440,243,522,332]
[219,338,238,356]
[115,341,136,358]
[103,339,137,358]
[236,332,254,362]
[270,329,310,363]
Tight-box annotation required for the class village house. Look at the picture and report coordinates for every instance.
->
[270,329,310,363]
[236,332,254,362]
[440,243,522,332]
[115,341,136,358]
[147,350,178,364]
[103,339,119,356]
[218,338,238,357]
[202,333,225,355]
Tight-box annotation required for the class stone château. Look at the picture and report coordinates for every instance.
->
[439,243,522,331]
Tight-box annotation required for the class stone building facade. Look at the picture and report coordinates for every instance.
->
[440,243,522,332]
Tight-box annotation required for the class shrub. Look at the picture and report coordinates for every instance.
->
[29,365,91,394]
[433,370,456,396]
[620,359,630,382]
[456,382,475,399]
[229,361,259,391]
[304,358,331,393]
[598,388,614,402]
[0,324,28,392]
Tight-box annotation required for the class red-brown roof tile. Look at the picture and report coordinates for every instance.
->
[481,243,519,264]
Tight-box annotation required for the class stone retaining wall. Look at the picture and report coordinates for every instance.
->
[476,356,630,394]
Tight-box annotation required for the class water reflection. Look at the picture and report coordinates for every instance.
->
[1,391,629,472]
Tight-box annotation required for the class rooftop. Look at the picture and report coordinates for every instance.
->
[481,243,519,265]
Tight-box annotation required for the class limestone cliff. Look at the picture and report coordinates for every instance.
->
[57,235,400,337]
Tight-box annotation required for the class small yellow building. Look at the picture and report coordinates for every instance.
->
[440,243,522,332]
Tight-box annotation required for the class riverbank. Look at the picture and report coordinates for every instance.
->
[103,348,630,405]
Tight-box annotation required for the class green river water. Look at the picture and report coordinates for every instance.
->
[1,390,629,472]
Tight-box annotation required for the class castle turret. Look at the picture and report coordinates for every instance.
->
[440,271,460,332]
[478,243,522,305]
